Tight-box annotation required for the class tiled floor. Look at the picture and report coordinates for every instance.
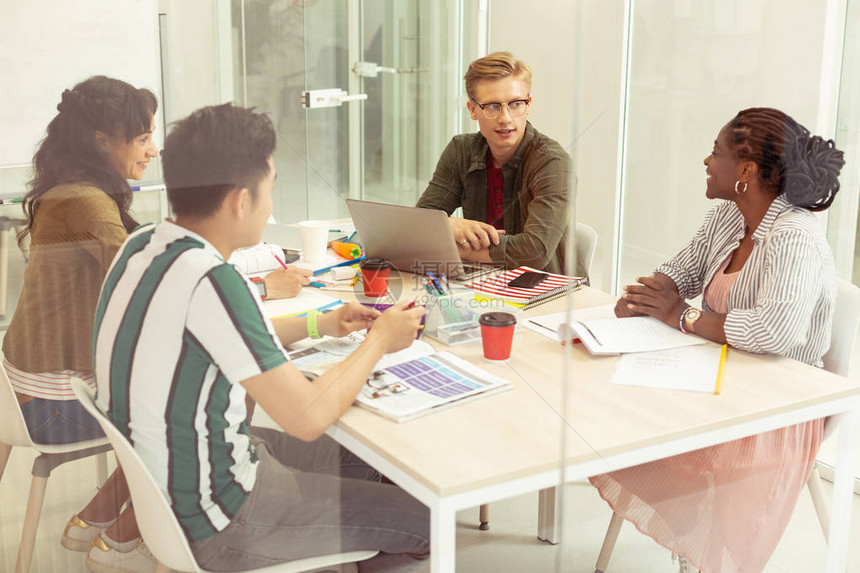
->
[1,445,859,572]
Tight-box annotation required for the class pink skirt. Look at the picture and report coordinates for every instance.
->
[590,419,824,573]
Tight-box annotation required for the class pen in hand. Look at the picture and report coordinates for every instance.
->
[273,253,289,269]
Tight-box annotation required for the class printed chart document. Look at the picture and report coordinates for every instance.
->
[612,346,723,393]
[559,316,706,355]
[356,348,513,422]
[288,337,513,422]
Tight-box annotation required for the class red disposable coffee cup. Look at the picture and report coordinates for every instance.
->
[478,312,517,360]
[359,258,392,297]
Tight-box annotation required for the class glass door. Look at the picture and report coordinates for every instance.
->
[233,0,464,244]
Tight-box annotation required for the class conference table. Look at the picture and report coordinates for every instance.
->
[256,283,860,573]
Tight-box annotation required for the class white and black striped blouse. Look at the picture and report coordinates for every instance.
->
[656,195,835,367]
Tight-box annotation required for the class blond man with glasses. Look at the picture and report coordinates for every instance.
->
[417,51,581,275]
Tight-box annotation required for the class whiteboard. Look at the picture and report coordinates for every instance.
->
[0,0,160,168]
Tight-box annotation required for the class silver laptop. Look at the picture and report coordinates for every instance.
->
[346,199,500,281]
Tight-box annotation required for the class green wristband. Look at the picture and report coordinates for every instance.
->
[306,309,323,339]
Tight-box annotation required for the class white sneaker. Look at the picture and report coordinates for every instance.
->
[85,535,158,573]
[672,553,695,573]
[61,514,114,552]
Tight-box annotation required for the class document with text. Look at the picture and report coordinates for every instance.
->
[559,315,706,355]
[612,345,723,393]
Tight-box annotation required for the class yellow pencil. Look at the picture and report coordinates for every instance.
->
[714,344,728,395]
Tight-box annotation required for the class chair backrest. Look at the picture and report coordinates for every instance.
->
[70,378,201,572]
[822,278,860,377]
[575,222,598,276]
[0,358,36,448]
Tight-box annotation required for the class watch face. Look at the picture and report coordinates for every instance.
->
[255,281,267,298]
[684,308,701,331]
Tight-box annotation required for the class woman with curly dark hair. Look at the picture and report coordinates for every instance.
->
[3,76,159,572]
[596,108,845,573]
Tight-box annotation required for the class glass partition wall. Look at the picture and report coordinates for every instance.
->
[557,1,860,572]
[230,0,463,242]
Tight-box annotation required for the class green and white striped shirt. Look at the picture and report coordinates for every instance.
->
[94,221,289,542]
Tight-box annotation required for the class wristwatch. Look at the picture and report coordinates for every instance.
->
[249,276,267,301]
[679,306,701,334]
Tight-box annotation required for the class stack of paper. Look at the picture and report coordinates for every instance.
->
[612,346,724,393]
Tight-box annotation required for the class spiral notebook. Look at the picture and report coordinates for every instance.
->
[467,266,588,310]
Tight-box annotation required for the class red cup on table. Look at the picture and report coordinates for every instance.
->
[478,312,517,361]
[359,258,392,297]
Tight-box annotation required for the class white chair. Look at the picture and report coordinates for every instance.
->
[592,277,860,573]
[0,362,111,573]
[807,278,860,540]
[477,222,600,534]
[70,378,379,573]
[821,278,860,377]
[575,221,598,276]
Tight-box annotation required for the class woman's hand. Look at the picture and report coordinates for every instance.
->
[263,267,312,299]
[318,302,380,338]
[614,296,644,318]
[620,274,687,328]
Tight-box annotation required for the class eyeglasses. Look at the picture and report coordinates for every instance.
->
[471,97,531,119]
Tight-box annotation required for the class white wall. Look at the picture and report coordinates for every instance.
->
[0,0,161,197]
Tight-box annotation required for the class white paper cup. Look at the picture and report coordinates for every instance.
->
[299,220,329,263]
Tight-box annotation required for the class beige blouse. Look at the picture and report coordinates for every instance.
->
[3,183,128,374]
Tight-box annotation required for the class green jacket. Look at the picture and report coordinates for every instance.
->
[416,122,580,275]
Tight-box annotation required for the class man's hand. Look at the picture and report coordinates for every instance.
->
[364,301,425,354]
[318,302,380,338]
[263,267,312,299]
[448,217,505,250]
[619,274,686,328]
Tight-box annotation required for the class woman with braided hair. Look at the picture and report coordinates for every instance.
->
[4,76,159,572]
[594,108,845,573]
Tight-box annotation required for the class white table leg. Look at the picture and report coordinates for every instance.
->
[0,226,9,320]
[430,501,457,573]
[825,405,858,573]
[537,487,559,544]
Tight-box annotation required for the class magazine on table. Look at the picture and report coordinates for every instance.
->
[287,336,513,422]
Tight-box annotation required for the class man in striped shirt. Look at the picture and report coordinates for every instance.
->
[93,103,429,571]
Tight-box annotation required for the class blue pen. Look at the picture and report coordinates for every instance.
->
[308,281,326,288]
[426,271,445,296]
[312,255,366,276]
[345,230,357,243]
[440,273,450,294]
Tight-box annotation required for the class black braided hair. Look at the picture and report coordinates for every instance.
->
[726,108,844,211]
[19,76,158,245]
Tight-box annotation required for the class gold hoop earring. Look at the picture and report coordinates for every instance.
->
[734,180,748,194]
